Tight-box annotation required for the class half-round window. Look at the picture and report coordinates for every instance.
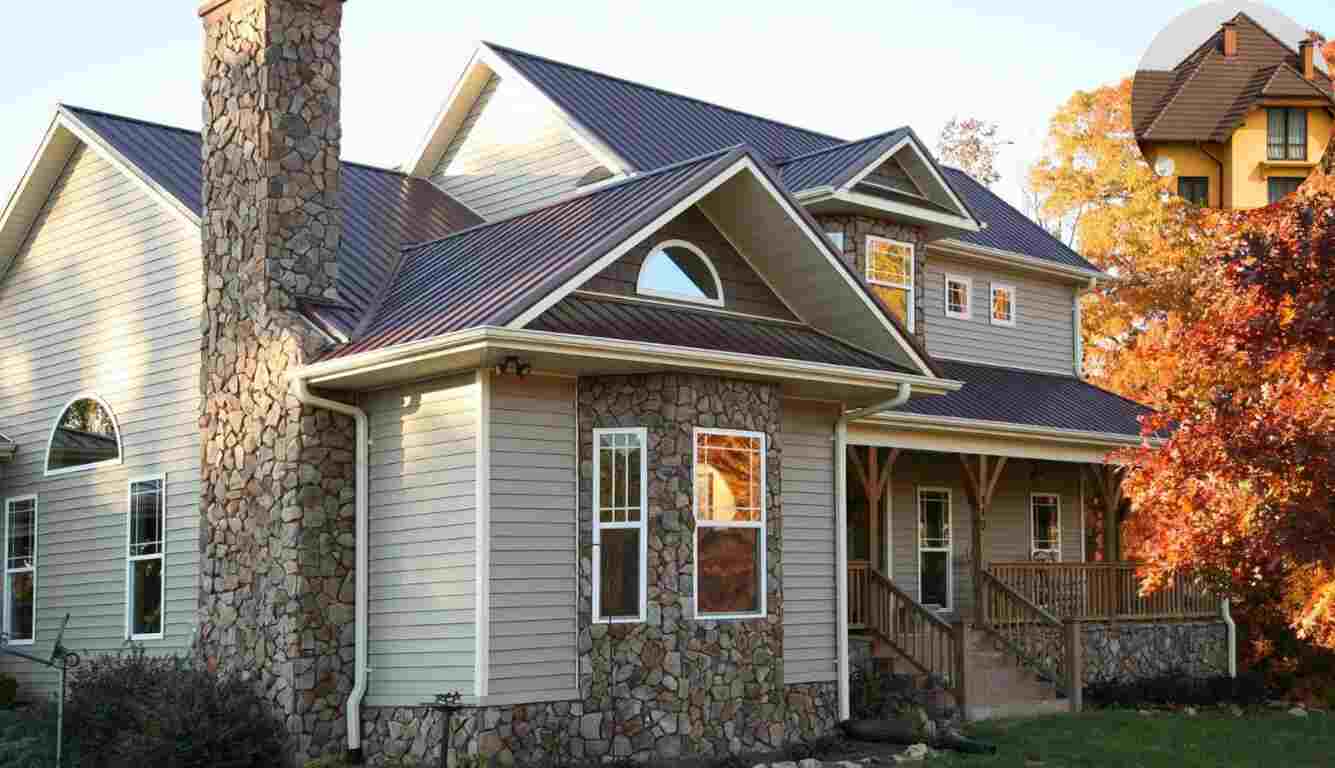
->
[46,395,122,475]
[635,240,724,307]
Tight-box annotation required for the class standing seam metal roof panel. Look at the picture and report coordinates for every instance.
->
[776,129,909,192]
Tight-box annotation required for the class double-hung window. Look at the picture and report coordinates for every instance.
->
[917,488,952,611]
[944,274,972,320]
[1268,108,1307,161]
[1031,493,1061,561]
[865,236,915,331]
[693,428,766,619]
[593,429,648,622]
[990,283,1016,326]
[128,477,166,639]
[4,497,36,645]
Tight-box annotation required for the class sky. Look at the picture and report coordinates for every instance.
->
[0,0,1331,213]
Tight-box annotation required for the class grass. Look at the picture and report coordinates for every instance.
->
[936,709,1335,768]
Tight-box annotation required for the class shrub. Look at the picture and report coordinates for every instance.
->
[1083,670,1269,709]
[0,674,16,709]
[0,705,71,768]
[65,645,285,768]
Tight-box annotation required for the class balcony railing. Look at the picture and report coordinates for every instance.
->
[988,562,1218,621]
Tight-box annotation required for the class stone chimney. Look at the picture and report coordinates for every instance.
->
[1300,38,1318,81]
[1222,20,1238,58]
[197,0,356,762]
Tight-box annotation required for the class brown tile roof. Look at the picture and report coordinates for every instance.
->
[1134,13,1333,144]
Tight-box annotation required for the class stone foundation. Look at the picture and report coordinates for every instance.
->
[361,682,838,767]
[1082,621,1229,684]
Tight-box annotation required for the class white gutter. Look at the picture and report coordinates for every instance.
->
[834,382,912,720]
[290,378,370,760]
[863,410,1156,449]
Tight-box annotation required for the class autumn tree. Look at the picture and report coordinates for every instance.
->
[936,117,1006,187]
[1120,186,1335,648]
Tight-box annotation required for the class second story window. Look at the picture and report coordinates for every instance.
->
[944,274,972,320]
[1267,108,1307,161]
[46,395,122,476]
[636,239,724,307]
[990,283,1016,327]
[865,236,914,331]
[1178,177,1209,207]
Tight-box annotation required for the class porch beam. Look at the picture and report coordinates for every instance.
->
[848,446,900,573]
[959,453,1007,618]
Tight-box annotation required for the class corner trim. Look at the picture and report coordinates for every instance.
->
[475,369,492,698]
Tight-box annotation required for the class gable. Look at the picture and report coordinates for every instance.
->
[579,205,799,321]
[863,157,923,197]
[429,70,607,220]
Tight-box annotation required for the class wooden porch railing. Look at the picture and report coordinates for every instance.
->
[978,571,1075,701]
[989,562,1217,621]
[848,561,964,707]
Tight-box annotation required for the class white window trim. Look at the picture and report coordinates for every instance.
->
[591,427,649,624]
[916,486,952,613]
[1030,492,1062,562]
[865,235,915,332]
[3,495,37,646]
[44,392,124,478]
[126,475,167,641]
[990,282,1017,327]
[944,273,972,320]
[692,426,767,621]
[634,239,726,308]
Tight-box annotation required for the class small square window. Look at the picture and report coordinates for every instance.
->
[990,283,1016,327]
[1268,177,1303,205]
[944,274,971,319]
[1178,177,1209,207]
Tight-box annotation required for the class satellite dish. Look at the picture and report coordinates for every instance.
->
[1154,156,1176,178]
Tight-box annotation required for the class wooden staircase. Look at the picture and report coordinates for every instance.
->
[961,628,1069,720]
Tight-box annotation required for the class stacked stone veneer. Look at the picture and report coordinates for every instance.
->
[1081,621,1229,685]
[359,373,840,766]
[815,215,928,346]
[197,0,355,761]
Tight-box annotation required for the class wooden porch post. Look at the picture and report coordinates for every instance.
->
[848,446,900,574]
[1085,464,1124,562]
[959,454,1007,621]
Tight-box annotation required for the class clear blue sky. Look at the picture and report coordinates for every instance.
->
[0,1,1330,211]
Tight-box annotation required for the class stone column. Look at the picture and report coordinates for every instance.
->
[196,0,355,761]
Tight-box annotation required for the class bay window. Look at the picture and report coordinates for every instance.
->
[593,428,647,622]
[693,428,766,619]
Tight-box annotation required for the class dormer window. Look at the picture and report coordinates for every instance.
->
[635,240,724,307]
[865,236,915,331]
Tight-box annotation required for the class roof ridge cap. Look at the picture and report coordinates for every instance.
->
[61,104,200,137]
[774,128,907,165]
[484,42,847,146]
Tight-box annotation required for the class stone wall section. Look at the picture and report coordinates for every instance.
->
[197,0,355,761]
[1081,621,1229,685]
[814,215,928,347]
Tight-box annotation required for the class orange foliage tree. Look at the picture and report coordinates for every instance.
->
[1119,187,1335,649]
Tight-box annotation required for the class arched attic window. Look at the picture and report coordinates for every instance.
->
[45,394,122,476]
[635,240,725,307]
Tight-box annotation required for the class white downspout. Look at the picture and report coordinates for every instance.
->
[835,382,911,720]
[1221,598,1237,678]
[291,377,370,759]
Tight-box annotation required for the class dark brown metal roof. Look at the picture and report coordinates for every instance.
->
[1134,13,1334,144]
[529,294,911,374]
[893,359,1152,437]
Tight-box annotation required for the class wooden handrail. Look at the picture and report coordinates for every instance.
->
[989,562,1217,621]
[978,571,1069,694]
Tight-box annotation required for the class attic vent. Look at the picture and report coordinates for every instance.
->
[577,167,614,186]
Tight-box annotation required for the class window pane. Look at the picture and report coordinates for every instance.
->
[1269,177,1302,205]
[866,239,912,287]
[1288,109,1306,160]
[697,527,761,615]
[1268,109,1286,160]
[992,287,1013,322]
[920,551,949,607]
[131,558,163,635]
[625,445,642,522]
[947,280,969,315]
[48,398,120,471]
[871,284,910,327]
[598,528,640,619]
[695,434,762,522]
[6,572,33,641]
[6,502,34,570]
[130,480,163,556]
[920,491,950,548]
[1033,496,1060,553]
[639,244,719,301]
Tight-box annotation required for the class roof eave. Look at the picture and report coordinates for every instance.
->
[862,410,1158,449]
[797,187,981,238]
[932,238,1106,283]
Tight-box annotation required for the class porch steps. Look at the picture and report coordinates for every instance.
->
[962,629,1066,721]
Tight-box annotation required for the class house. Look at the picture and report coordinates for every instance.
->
[0,1,1232,765]
[1134,12,1335,209]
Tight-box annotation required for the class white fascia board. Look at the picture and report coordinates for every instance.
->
[404,46,488,176]
[861,409,1156,449]
[833,189,981,232]
[932,239,1107,283]
[842,136,980,231]
[290,326,962,396]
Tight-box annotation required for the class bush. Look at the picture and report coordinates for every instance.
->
[0,705,71,768]
[1083,670,1269,709]
[66,645,285,768]
[0,674,16,709]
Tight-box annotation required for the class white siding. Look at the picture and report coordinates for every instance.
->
[487,374,578,703]
[781,400,838,683]
[431,73,606,221]
[923,250,1078,374]
[364,373,479,706]
[0,144,202,695]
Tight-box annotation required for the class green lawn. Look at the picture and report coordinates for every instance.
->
[936,710,1335,768]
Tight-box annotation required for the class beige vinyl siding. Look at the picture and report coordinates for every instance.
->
[488,374,578,703]
[431,73,606,221]
[887,455,1084,619]
[0,144,201,696]
[364,373,479,706]
[923,250,1077,374]
[781,400,838,683]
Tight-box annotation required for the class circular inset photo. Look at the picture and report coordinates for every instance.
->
[1131,1,1332,210]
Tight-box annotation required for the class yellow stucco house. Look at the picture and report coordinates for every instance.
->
[1134,12,1334,209]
